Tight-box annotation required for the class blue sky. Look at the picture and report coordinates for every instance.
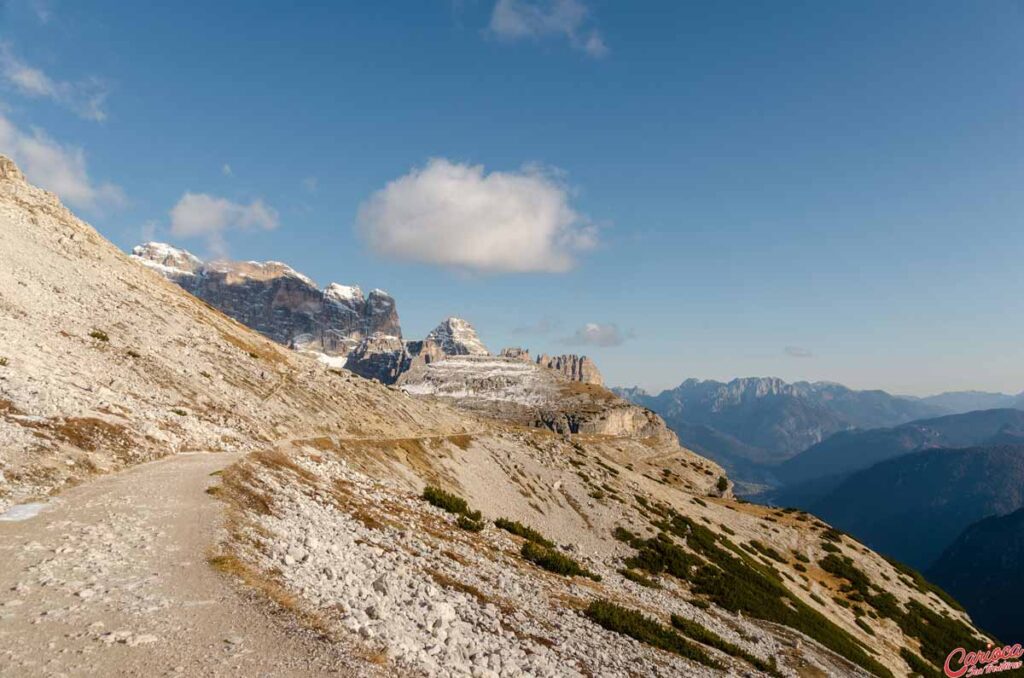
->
[2,0,1024,395]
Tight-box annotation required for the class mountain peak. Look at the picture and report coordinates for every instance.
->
[425,317,489,356]
[0,155,26,184]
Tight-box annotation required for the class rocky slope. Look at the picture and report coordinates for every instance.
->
[929,506,1024,643]
[132,242,401,357]
[0,160,468,512]
[0,157,991,677]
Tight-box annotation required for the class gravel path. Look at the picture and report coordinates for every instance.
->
[0,452,374,677]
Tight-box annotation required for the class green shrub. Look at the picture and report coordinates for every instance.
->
[670,614,781,676]
[520,542,600,581]
[897,600,981,668]
[623,535,702,579]
[89,329,109,342]
[793,562,807,573]
[691,497,708,508]
[494,518,554,547]
[716,476,729,492]
[884,557,965,613]
[422,486,481,520]
[618,568,661,588]
[854,617,875,636]
[622,513,893,678]
[900,648,942,678]
[822,528,844,542]
[719,524,736,536]
[457,515,484,532]
[612,526,638,544]
[750,540,786,563]
[821,541,841,553]
[809,593,825,606]
[584,600,719,668]
[0,357,8,367]
[793,552,810,563]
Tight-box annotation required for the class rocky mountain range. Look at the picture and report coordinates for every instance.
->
[132,242,402,357]
[133,243,607,395]
[0,155,988,677]
[614,377,1024,492]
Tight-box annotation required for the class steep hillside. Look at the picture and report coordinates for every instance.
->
[808,445,1024,569]
[0,157,469,511]
[929,507,1024,643]
[0,157,991,677]
[777,408,1024,487]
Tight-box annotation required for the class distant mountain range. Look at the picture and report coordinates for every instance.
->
[776,408,1024,488]
[806,444,1024,570]
[615,378,1024,491]
[929,506,1024,643]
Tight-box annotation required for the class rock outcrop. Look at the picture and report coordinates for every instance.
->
[536,353,603,385]
[499,347,532,362]
[424,317,489,356]
[131,243,400,356]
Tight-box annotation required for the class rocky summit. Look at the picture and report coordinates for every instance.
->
[132,242,401,357]
[424,317,490,356]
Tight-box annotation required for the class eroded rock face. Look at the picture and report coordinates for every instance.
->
[345,334,409,383]
[424,317,489,356]
[399,354,664,438]
[536,353,603,386]
[131,243,400,356]
[499,347,532,362]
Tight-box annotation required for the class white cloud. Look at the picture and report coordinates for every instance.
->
[169,192,279,255]
[489,0,608,58]
[563,322,632,347]
[0,111,124,210]
[30,0,53,24]
[357,158,596,274]
[222,163,233,176]
[784,345,814,358]
[0,44,109,121]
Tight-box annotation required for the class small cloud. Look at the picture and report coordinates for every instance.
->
[562,322,632,347]
[512,316,561,335]
[221,163,233,176]
[30,0,53,24]
[357,157,597,274]
[0,111,124,211]
[0,44,109,121]
[302,176,318,193]
[784,345,814,359]
[169,192,279,255]
[489,0,609,58]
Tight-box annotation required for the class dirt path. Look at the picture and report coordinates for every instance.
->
[0,452,375,677]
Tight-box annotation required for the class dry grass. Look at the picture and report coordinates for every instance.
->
[218,328,287,366]
[207,550,336,640]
